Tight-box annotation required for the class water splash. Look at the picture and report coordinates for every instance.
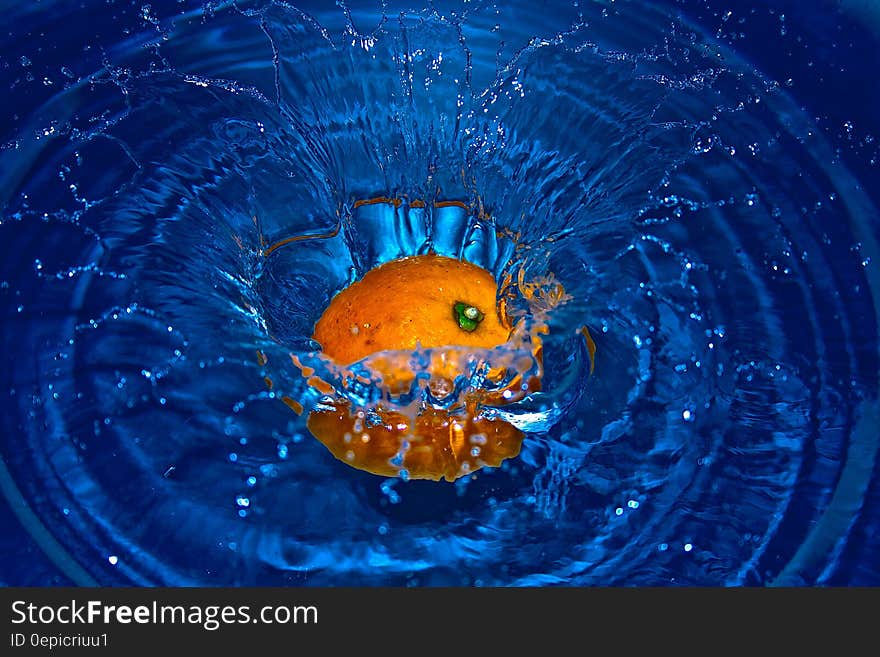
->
[0,0,878,586]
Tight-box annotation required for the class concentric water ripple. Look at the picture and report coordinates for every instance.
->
[1,0,878,586]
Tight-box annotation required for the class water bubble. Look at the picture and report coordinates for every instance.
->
[380,480,401,504]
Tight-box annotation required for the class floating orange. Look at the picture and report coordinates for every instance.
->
[306,253,535,481]
[312,254,511,366]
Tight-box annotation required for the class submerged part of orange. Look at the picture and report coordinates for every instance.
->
[306,253,534,482]
[306,402,523,482]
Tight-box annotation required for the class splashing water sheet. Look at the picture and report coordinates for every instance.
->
[1,0,878,587]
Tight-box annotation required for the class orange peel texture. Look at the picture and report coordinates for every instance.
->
[306,253,536,482]
[312,254,511,363]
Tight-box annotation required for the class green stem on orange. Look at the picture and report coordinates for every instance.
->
[453,301,484,332]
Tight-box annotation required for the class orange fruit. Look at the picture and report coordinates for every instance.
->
[312,254,511,365]
[306,253,534,482]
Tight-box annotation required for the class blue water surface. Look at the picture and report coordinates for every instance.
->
[1,0,879,586]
